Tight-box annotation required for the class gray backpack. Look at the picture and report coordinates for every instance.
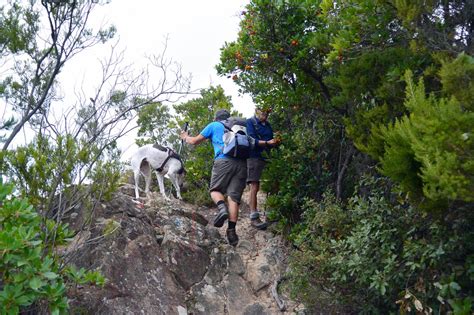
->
[219,117,254,159]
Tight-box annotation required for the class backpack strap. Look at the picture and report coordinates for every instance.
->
[219,121,232,132]
[250,117,262,140]
[215,121,229,158]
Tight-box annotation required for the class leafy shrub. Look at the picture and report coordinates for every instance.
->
[366,55,474,207]
[0,181,105,314]
[262,109,348,235]
[289,177,474,313]
[288,193,353,311]
[1,134,122,212]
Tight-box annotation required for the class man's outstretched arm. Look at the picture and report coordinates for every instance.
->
[180,131,206,145]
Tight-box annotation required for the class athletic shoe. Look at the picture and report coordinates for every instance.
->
[226,228,239,246]
[251,217,268,230]
[213,204,229,228]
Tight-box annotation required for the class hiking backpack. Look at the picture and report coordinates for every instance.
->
[219,117,254,159]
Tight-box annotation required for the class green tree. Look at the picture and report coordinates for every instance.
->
[217,0,474,312]
[1,133,122,219]
[136,102,175,147]
[0,181,105,314]
[393,0,474,55]
[0,0,115,150]
[0,1,39,142]
[217,0,356,226]
[0,1,38,56]
[380,62,474,206]
[0,2,193,312]
[290,177,474,313]
[172,85,235,204]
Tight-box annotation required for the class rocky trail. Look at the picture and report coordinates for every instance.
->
[64,184,305,314]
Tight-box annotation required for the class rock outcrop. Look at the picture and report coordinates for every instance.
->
[64,184,305,314]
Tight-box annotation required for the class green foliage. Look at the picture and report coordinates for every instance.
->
[321,0,401,63]
[1,134,122,210]
[0,1,39,55]
[394,0,474,54]
[379,64,474,205]
[439,53,474,110]
[217,0,474,312]
[136,102,176,147]
[171,86,235,205]
[101,219,121,237]
[289,177,474,313]
[1,0,116,150]
[217,0,331,106]
[218,0,359,225]
[89,148,123,201]
[0,181,105,314]
[263,114,339,228]
[339,48,434,157]
[64,266,105,287]
[0,117,16,145]
[0,132,116,313]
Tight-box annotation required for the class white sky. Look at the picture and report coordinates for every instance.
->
[59,0,253,160]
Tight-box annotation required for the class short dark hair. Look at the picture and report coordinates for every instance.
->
[214,109,230,121]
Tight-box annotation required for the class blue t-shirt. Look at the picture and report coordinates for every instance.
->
[246,116,274,159]
[200,121,227,160]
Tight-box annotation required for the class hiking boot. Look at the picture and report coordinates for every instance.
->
[226,228,239,246]
[213,204,229,228]
[251,217,268,230]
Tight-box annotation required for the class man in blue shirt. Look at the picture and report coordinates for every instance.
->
[179,109,247,246]
[246,108,278,230]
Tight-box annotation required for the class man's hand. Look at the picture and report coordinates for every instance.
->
[266,133,282,147]
[267,138,278,146]
[180,131,189,141]
[180,132,206,145]
[274,131,282,145]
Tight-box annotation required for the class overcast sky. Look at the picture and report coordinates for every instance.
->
[64,0,252,113]
[57,1,253,159]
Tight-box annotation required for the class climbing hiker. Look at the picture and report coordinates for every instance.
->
[179,109,249,246]
[246,107,279,230]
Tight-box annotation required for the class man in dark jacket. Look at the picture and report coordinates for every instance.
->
[246,108,278,230]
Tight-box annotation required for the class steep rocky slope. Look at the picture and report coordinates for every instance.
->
[63,184,306,314]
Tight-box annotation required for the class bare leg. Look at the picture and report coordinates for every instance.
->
[211,191,229,228]
[211,191,225,204]
[227,197,239,222]
[248,181,267,230]
[248,181,260,213]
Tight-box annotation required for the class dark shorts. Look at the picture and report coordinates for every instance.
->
[247,158,266,183]
[209,158,247,203]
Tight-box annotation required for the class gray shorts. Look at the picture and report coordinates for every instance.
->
[247,158,266,183]
[209,158,247,203]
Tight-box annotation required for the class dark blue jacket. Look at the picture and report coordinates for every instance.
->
[246,116,274,159]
